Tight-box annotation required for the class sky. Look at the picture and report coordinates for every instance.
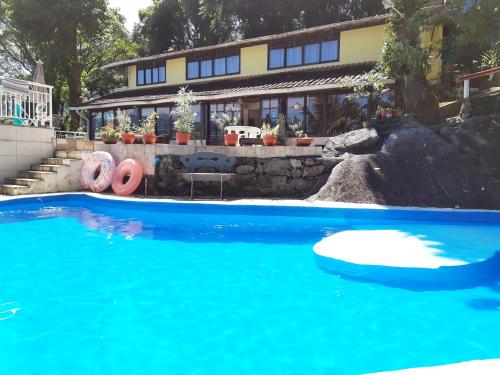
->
[109,0,153,31]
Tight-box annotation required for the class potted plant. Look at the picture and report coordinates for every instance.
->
[140,112,159,144]
[172,87,196,145]
[289,121,313,146]
[377,106,387,120]
[116,110,137,144]
[212,108,240,146]
[261,122,280,146]
[101,123,121,144]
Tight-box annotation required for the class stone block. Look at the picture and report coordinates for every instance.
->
[303,165,325,177]
[289,159,302,169]
[235,165,255,174]
[271,175,288,185]
[16,141,42,156]
[263,159,291,176]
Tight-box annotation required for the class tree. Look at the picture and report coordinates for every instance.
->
[5,0,136,129]
[379,1,442,124]
[134,0,384,56]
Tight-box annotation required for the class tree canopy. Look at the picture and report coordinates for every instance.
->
[133,0,385,56]
[0,0,136,128]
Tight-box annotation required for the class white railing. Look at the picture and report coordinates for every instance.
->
[0,76,53,127]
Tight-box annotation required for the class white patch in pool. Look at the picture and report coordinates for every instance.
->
[314,230,467,269]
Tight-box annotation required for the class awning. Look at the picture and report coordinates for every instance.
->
[72,62,393,111]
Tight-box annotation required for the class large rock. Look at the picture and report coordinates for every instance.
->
[323,127,381,157]
[312,117,500,209]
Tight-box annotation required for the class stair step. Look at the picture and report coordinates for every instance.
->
[0,184,29,196]
[55,151,68,158]
[19,170,57,180]
[5,177,43,187]
[43,157,78,166]
[32,164,63,173]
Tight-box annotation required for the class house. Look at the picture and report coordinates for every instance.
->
[73,15,442,144]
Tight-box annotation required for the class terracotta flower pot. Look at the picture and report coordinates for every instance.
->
[293,137,314,147]
[392,110,399,118]
[224,133,239,146]
[176,132,191,145]
[143,134,157,144]
[262,134,277,146]
[122,133,136,144]
[379,110,387,120]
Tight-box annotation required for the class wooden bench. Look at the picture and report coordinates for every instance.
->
[179,152,236,199]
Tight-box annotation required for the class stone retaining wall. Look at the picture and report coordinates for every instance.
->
[155,155,337,198]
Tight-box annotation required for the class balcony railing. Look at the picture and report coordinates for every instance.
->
[0,76,53,127]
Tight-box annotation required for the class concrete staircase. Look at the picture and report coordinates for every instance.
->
[0,150,85,196]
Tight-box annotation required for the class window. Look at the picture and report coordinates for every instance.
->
[304,43,320,64]
[321,40,338,62]
[91,112,103,138]
[156,107,171,136]
[137,69,145,85]
[327,94,368,136]
[209,102,241,142]
[261,98,280,124]
[226,55,239,74]
[287,97,305,127]
[268,39,339,70]
[286,46,302,66]
[187,61,199,79]
[137,63,166,86]
[123,108,140,127]
[188,54,240,80]
[269,48,285,69]
[214,58,226,76]
[306,95,324,135]
[201,60,213,77]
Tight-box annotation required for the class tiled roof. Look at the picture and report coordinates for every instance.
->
[101,15,388,70]
[77,62,383,110]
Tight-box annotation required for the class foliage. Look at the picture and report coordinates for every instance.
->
[211,108,239,130]
[173,87,196,133]
[133,0,384,55]
[261,122,280,136]
[442,0,500,73]
[115,109,137,133]
[140,112,159,135]
[101,123,121,139]
[289,121,307,138]
[0,0,137,129]
[481,49,500,70]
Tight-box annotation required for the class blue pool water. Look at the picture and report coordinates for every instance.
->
[0,195,499,374]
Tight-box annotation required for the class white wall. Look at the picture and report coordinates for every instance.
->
[0,125,55,182]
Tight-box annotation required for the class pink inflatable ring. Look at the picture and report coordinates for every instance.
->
[80,151,116,192]
[111,159,143,196]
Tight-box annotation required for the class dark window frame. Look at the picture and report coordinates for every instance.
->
[268,38,340,71]
[136,63,167,87]
[186,54,241,81]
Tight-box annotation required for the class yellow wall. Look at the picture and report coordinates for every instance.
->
[421,25,443,83]
[128,65,136,89]
[166,57,186,85]
[339,24,387,64]
[126,23,442,89]
[240,44,268,75]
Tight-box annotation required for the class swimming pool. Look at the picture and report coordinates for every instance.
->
[0,194,499,374]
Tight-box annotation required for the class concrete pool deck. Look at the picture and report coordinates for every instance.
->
[367,359,500,374]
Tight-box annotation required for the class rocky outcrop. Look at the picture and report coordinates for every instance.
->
[312,115,500,209]
[322,127,381,157]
